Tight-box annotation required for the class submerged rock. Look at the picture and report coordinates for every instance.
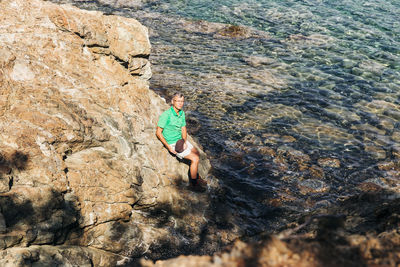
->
[298,179,329,195]
[317,158,341,168]
[243,56,276,67]
[182,19,271,39]
[364,144,387,160]
[214,25,251,38]
[250,70,287,89]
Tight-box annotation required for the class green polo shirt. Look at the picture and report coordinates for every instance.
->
[157,107,186,144]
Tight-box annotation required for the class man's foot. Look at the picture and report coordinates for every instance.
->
[189,176,207,192]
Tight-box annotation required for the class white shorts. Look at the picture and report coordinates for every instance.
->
[171,140,194,159]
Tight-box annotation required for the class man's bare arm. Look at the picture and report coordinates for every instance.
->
[181,126,187,142]
[156,126,176,154]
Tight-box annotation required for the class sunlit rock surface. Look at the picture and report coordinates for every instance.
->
[0,0,212,265]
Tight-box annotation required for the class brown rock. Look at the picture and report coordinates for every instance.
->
[364,145,387,159]
[357,182,384,193]
[377,161,398,171]
[317,158,341,168]
[257,147,276,157]
[214,25,251,38]
[262,133,281,144]
[273,156,289,172]
[391,131,400,142]
[308,165,325,179]
[142,236,322,267]
[281,135,296,143]
[392,145,400,159]
[298,179,329,195]
[278,146,310,165]
[0,245,124,267]
[182,19,270,40]
[0,0,211,264]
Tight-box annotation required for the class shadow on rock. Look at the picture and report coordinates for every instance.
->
[123,176,244,265]
[278,188,400,266]
[0,151,29,189]
[0,187,82,248]
[0,150,30,194]
[0,151,29,173]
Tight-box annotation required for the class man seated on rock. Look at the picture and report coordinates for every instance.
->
[156,92,207,191]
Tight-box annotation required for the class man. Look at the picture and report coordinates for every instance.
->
[156,92,206,190]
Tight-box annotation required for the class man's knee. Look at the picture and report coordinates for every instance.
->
[191,153,199,164]
[192,147,200,156]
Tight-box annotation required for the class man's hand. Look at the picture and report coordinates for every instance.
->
[168,145,177,155]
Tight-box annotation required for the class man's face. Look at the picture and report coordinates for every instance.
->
[172,96,184,110]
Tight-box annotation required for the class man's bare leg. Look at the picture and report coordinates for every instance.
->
[184,147,200,179]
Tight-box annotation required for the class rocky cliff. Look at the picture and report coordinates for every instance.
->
[0,0,213,265]
[4,1,399,266]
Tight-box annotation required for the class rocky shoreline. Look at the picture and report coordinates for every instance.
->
[0,0,221,265]
[1,0,400,266]
[138,189,400,267]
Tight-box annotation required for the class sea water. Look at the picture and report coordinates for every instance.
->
[48,0,400,235]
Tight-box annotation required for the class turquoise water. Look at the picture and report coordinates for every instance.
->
[49,0,400,236]
[148,0,400,38]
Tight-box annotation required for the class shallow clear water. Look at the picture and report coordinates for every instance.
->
[48,0,400,235]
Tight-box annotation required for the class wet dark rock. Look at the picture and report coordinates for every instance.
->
[392,145,400,159]
[317,158,341,168]
[364,144,387,159]
[377,161,398,171]
[257,147,276,157]
[277,147,311,172]
[272,156,289,172]
[298,179,329,195]
[307,165,325,179]
[391,131,400,142]
[281,135,296,143]
[242,134,263,146]
[262,133,282,144]
[357,182,384,193]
